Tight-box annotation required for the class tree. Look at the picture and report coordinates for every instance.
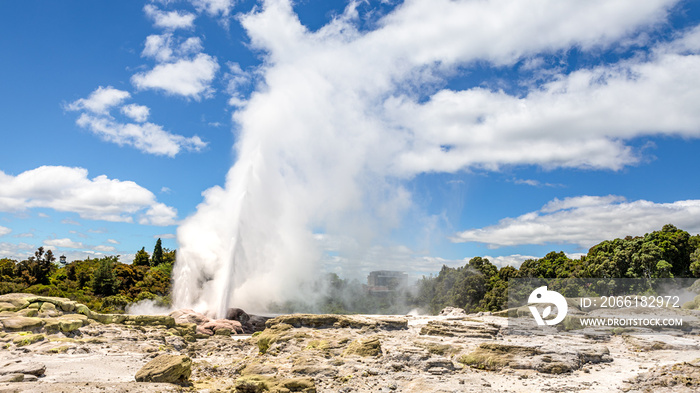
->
[162,248,176,265]
[152,238,163,267]
[92,257,117,296]
[689,247,700,276]
[35,248,55,285]
[133,247,150,267]
[0,258,16,279]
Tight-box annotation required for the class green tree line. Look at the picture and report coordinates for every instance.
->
[2,226,699,315]
[0,238,174,313]
[415,224,700,314]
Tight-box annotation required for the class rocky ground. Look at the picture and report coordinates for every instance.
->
[1,293,700,392]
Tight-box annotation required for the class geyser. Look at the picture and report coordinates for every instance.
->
[171,0,681,316]
[171,1,415,317]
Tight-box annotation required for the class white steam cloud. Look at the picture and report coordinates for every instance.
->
[172,0,698,316]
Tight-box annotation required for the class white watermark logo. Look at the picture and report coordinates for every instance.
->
[528,286,568,326]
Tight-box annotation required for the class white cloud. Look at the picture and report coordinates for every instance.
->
[154,233,176,239]
[131,53,219,100]
[66,86,130,115]
[69,86,205,156]
[143,34,174,62]
[107,239,119,244]
[0,166,178,226]
[179,37,204,55]
[142,34,203,63]
[160,187,172,194]
[76,113,206,157]
[512,178,562,188]
[120,103,150,122]
[0,242,35,259]
[60,218,81,226]
[139,203,178,226]
[225,62,251,107]
[144,4,196,30]
[483,254,540,269]
[0,226,11,237]
[388,45,700,173]
[452,196,700,248]
[190,0,234,18]
[44,238,84,249]
[93,245,116,252]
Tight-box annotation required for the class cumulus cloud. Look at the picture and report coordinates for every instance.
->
[0,166,178,226]
[142,34,203,63]
[0,242,34,259]
[452,196,700,248]
[0,226,11,237]
[66,86,130,115]
[132,53,219,100]
[93,245,116,252]
[144,4,196,30]
[76,113,206,157]
[139,203,178,226]
[69,86,205,156]
[44,238,84,249]
[107,239,119,244]
[387,45,700,173]
[120,103,150,122]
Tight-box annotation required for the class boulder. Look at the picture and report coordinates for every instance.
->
[0,374,24,382]
[234,375,316,393]
[0,293,32,312]
[245,315,271,333]
[44,315,88,333]
[419,320,499,338]
[439,307,467,317]
[0,316,44,331]
[225,308,271,333]
[38,302,61,317]
[0,361,46,376]
[134,354,192,384]
[343,337,382,357]
[169,309,210,325]
[199,319,243,335]
[226,308,250,324]
[12,333,45,346]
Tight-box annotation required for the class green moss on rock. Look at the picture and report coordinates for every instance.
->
[343,337,382,357]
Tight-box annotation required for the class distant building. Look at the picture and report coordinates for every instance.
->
[59,255,67,267]
[367,270,408,294]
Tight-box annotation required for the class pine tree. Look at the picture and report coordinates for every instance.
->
[92,257,117,296]
[152,238,163,267]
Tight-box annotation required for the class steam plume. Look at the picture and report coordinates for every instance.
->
[172,0,683,316]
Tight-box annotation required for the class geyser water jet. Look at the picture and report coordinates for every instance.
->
[171,2,415,317]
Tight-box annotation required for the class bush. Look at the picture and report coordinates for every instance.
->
[0,281,26,295]
[24,284,63,297]
[102,294,131,313]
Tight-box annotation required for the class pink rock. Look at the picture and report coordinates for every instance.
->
[169,309,210,325]
[199,319,244,335]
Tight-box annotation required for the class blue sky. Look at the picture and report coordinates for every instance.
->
[1,0,700,285]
